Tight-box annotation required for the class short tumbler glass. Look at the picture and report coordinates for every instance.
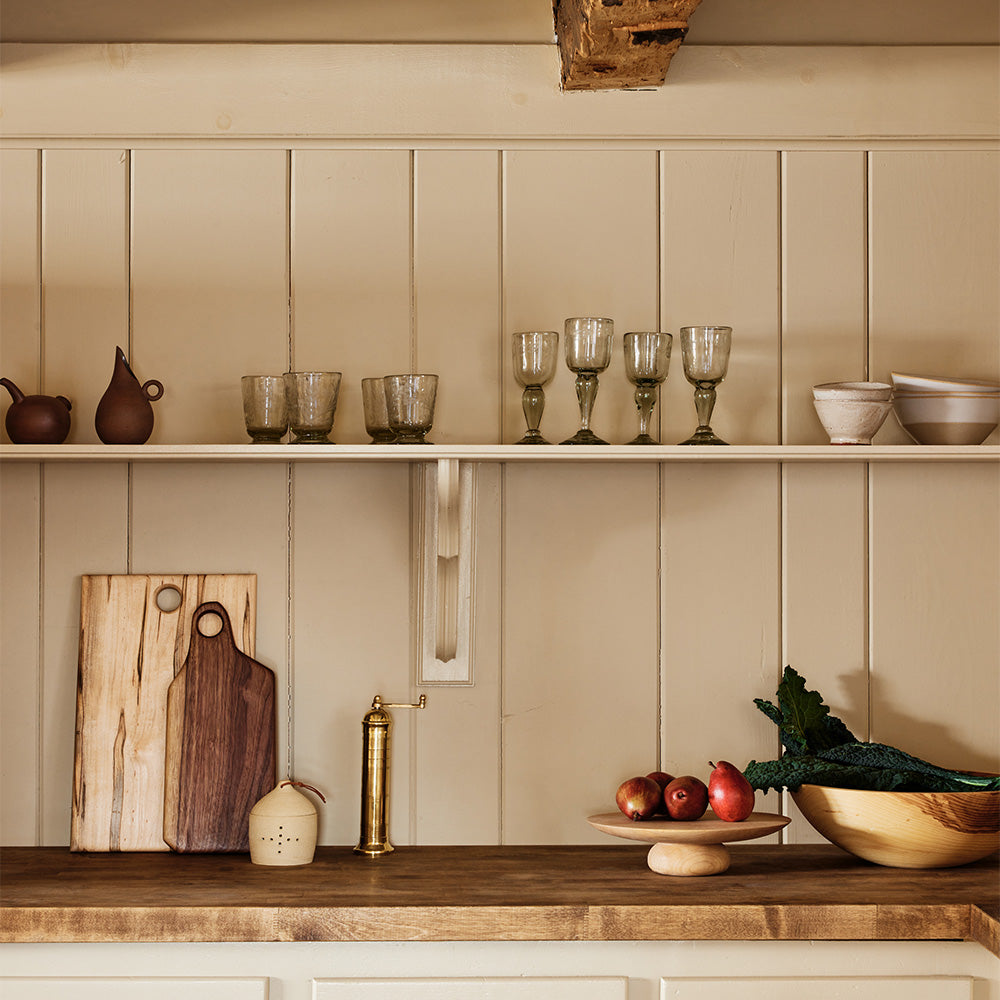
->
[284,371,342,444]
[384,374,438,444]
[241,375,288,443]
[361,377,396,443]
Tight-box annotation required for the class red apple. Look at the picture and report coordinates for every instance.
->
[708,760,755,822]
[645,771,675,815]
[663,775,709,821]
[615,776,662,821]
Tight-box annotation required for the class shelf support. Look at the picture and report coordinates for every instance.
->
[415,459,477,684]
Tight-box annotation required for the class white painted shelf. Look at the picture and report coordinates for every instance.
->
[1,443,998,463]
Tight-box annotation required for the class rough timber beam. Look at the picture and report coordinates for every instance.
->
[553,0,705,90]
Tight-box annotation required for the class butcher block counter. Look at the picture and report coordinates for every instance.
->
[2,845,997,956]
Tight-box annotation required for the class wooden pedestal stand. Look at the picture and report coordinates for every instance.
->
[587,812,791,876]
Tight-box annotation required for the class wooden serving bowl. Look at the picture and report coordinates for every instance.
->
[792,784,1000,869]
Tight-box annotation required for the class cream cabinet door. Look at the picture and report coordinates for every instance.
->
[315,978,627,999]
[0,979,268,1000]
[661,977,970,999]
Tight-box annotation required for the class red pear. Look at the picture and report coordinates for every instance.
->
[615,776,662,821]
[663,775,709,821]
[645,771,675,814]
[708,760,755,822]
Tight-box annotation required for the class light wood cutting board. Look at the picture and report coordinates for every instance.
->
[71,573,256,852]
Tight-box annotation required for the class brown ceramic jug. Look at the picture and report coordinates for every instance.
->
[1,378,73,444]
[94,346,164,444]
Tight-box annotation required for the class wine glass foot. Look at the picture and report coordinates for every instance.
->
[626,433,658,446]
[561,429,609,445]
[516,431,551,445]
[679,427,729,446]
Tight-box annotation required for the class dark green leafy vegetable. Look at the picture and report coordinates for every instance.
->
[745,666,1000,793]
[752,665,856,756]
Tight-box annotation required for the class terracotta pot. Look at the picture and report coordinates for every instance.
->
[1,377,72,444]
[94,346,164,444]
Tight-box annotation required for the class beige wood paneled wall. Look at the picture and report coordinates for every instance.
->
[1,47,998,850]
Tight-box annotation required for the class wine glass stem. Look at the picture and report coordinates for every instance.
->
[694,385,717,429]
[635,385,656,438]
[521,385,545,435]
[575,374,598,431]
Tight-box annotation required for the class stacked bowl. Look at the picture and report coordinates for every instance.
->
[891,372,1000,445]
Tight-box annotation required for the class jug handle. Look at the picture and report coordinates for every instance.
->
[142,379,164,401]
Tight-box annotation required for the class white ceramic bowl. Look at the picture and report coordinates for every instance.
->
[813,398,893,445]
[893,390,1000,445]
[891,371,1000,394]
[812,381,893,402]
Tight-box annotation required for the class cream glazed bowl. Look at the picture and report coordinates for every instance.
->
[812,381,894,402]
[811,382,894,445]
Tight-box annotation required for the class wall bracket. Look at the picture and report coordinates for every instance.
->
[414,459,477,685]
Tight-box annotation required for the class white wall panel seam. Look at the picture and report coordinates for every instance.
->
[497,149,506,443]
[36,149,46,844]
[410,149,417,373]
[776,150,784,445]
[36,464,45,845]
[283,148,293,779]
[864,150,873,742]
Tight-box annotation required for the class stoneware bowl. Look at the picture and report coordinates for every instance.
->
[892,390,999,445]
[813,398,893,445]
[792,783,1000,868]
[891,371,1000,394]
[812,381,894,402]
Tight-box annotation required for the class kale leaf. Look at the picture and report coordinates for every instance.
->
[746,667,999,793]
[753,665,857,756]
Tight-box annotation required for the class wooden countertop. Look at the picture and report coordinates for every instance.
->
[1,845,997,955]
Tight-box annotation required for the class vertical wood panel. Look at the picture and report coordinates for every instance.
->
[129,463,290,776]
[503,464,660,844]
[0,149,40,398]
[0,149,41,842]
[0,463,41,843]
[292,464,411,846]
[292,150,411,445]
[781,463,868,842]
[782,152,867,444]
[41,464,128,844]
[660,465,781,817]
[414,150,501,444]
[869,151,1000,444]
[415,463,502,844]
[131,150,288,444]
[504,150,658,446]
[42,149,129,444]
[871,463,1000,772]
[661,151,780,446]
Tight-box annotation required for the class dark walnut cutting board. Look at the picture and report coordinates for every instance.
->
[163,601,276,853]
[72,574,257,852]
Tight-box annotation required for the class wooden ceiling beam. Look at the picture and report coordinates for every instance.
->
[553,0,705,90]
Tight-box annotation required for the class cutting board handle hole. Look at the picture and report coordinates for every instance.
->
[154,585,183,613]
[195,611,224,637]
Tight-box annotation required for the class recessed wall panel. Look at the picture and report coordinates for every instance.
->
[504,150,658,447]
[131,150,288,444]
[293,150,411,445]
[661,151,780,446]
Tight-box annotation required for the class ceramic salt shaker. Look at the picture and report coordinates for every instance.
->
[249,781,325,866]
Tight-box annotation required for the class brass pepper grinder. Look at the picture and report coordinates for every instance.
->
[354,694,427,857]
